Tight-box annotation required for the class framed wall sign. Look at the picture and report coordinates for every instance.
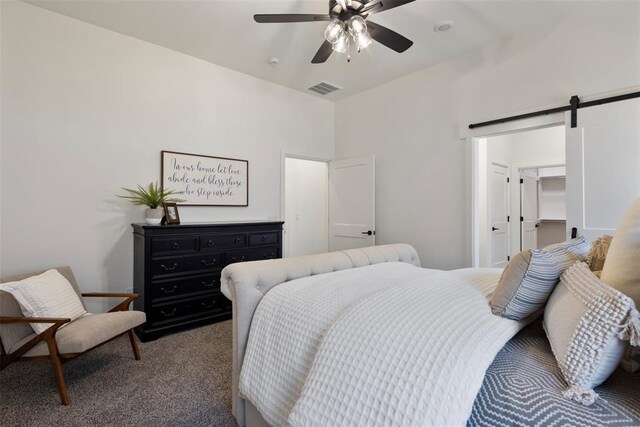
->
[161,150,249,206]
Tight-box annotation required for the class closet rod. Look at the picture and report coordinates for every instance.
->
[468,90,640,130]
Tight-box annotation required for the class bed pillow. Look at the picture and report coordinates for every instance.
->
[543,235,591,269]
[544,262,639,406]
[491,249,561,320]
[0,269,87,334]
[600,197,640,372]
[586,235,612,273]
[600,198,640,309]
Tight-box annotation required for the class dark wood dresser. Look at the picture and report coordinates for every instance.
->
[132,221,284,341]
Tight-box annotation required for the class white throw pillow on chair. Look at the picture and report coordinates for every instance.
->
[0,269,87,334]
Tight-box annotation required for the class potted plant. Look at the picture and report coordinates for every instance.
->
[118,182,185,224]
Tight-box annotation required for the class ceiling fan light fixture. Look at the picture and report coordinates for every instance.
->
[333,32,349,53]
[347,15,367,36]
[354,31,372,50]
[324,19,346,44]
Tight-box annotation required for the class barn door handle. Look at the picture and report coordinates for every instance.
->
[361,230,373,235]
[492,227,499,231]
[571,227,578,239]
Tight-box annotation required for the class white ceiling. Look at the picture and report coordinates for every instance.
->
[25,0,588,101]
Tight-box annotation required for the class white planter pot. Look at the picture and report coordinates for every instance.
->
[145,208,164,225]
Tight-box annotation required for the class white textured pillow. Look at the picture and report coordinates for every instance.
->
[0,269,87,334]
[544,262,639,406]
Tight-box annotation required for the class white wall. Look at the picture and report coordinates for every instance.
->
[511,126,565,168]
[335,1,639,269]
[284,158,328,257]
[0,2,334,296]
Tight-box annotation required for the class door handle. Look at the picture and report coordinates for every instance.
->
[361,230,373,236]
[492,227,499,231]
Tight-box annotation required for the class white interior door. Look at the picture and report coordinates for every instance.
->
[329,156,375,251]
[489,163,510,267]
[520,169,539,251]
[566,98,640,242]
[284,158,329,257]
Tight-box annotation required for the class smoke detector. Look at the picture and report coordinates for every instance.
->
[434,20,455,33]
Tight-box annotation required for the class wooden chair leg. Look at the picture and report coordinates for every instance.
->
[45,338,69,405]
[128,329,141,361]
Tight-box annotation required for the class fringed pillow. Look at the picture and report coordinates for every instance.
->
[586,235,613,273]
[544,262,639,406]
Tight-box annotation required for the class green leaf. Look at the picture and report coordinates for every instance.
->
[116,182,186,209]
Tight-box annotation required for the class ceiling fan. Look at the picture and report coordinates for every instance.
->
[254,0,416,63]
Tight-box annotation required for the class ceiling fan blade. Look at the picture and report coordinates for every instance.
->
[366,20,413,53]
[362,0,416,15]
[254,14,332,23]
[311,40,333,64]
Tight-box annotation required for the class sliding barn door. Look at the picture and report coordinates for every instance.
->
[566,98,640,242]
[329,156,375,251]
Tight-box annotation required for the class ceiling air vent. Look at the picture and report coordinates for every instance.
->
[308,81,341,95]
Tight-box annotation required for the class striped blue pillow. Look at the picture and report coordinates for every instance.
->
[491,236,591,320]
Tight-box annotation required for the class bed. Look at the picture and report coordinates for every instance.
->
[221,244,639,427]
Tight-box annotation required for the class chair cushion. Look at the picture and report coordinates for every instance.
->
[0,270,87,334]
[8,311,146,357]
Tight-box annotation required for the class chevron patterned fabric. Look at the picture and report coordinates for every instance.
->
[468,319,640,426]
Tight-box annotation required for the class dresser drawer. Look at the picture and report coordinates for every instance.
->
[147,293,231,328]
[199,233,246,251]
[151,253,221,277]
[150,273,220,301]
[150,236,198,255]
[225,246,280,265]
[249,232,279,246]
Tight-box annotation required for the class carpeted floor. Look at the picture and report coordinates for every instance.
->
[0,321,236,426]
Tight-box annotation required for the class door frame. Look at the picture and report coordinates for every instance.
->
[280,150,331,257]
[467,114,565,267]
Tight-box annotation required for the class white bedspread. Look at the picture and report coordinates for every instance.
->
[239,262,523,427]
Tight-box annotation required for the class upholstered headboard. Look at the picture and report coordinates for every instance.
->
[220,243,421,426]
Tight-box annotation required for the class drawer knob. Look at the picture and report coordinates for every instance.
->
[262,252,275,259]
[207,240,215,247]
[172,242,180,250]
[201,280,216,288]
[261,236,267,242]
[235,238,242,244]
[160,308,177,317]
[231,256,245,263]
[160,263,178,271]
[202,258,217,266]
[201,300,216,309]
[160,285,178,294]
